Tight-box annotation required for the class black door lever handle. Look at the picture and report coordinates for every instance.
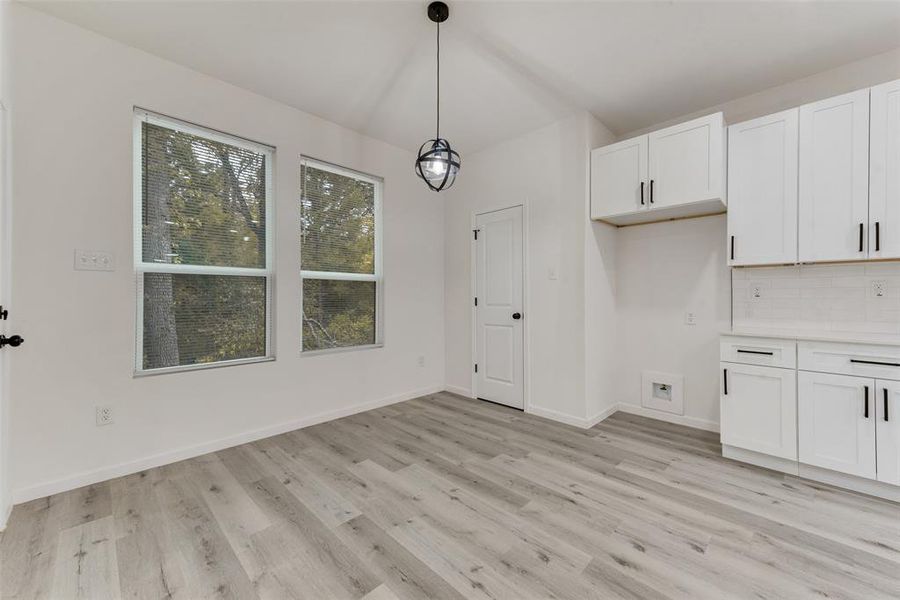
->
[512,313,522,320]
[0,334,23,348]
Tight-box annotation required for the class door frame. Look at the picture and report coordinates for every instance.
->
[470,203,529,412]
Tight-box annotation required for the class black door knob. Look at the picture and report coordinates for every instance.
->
[512,312,522,320]
[0,334,23,348]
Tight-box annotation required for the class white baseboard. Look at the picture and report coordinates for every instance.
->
[527,403,617,429]
[798,463,900,503]
[0,498,11,532]
[12,384,443,505]
[723,445,799,476]
[615,403,720,433]
[443,385,473,398]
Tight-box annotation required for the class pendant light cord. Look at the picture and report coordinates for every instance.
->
[436,20,440,139]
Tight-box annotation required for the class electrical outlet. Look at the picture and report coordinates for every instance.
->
[872,280,886,298]
[75,249,115,271]
[417,355,425,367]
[751,285,763,300]
[96,406,114,426]
[684,312,697,326]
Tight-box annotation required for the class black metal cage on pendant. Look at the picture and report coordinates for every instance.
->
[415,138,460,192]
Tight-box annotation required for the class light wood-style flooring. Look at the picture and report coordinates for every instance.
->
[1,392,899,599]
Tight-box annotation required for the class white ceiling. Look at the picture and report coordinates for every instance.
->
[25,1,900,154]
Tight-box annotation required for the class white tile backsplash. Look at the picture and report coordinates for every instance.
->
[732,262,900,337]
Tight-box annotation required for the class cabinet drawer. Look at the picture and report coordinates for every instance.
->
[720,336,796,368]
[798,341,900,380]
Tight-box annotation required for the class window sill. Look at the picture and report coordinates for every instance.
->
[134,355,275,377]
[301,343,384,357]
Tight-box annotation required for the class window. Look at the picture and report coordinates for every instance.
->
[134,110,273,374]
[300,158,382,352]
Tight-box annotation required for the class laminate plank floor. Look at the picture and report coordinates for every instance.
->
[2,392,898,599]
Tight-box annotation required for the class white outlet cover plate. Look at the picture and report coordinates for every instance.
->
[75,249,115,271]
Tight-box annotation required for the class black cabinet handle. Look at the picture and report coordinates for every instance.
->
[736,349,774,356]
[850,359,900,367]
[859,223,864,252]
[864,385,869,418]
[730,236,735,261]
[723,368,728,395]
[875,222,880,252]
[885,388,890,422]
[640,181,645,206]
[649,180,654,204]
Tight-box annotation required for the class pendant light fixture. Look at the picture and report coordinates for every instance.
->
[415,1,460,192]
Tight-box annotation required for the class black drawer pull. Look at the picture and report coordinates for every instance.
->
[850,359,900,367]
[736,349,774,356]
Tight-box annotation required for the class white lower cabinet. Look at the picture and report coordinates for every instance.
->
[721,363,796,460]
[798,371,876,479]
[876,380,900,485]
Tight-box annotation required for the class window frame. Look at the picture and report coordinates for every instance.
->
[299,157,384,355]
[133,109,276,376]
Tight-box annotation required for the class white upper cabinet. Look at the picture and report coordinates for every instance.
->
[589,136,648,220]
[727,109,799,266]
[798,89,870,263]
[648,112,725,209]
[591,113,725,226]
[869,78,900,260]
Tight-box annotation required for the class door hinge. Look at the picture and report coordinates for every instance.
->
[474,363,478,373]
[473,229,479,240]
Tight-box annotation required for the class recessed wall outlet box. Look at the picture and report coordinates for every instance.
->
[872,280,886,298]
[96,406,114,426]
[75,249,115,271]
[685,312,697,326]
[641,370,684,416]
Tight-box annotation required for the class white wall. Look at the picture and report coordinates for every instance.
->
[614,216,730,430]
[444,111,616,426]
[610,50,900,431]
[7,5,445,503]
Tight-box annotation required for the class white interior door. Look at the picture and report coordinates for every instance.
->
[726,108,799,266]
[869,78,900,259]
[798,371,876,479]
[721,363,797,460]
[475,206,524,410]
[876,379,900,485]
[798,89,870,262]
[0,103,8,527]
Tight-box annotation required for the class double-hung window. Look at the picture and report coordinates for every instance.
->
[134,110,274,374]
[300,158,383,352]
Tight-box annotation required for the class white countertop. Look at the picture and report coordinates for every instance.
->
[722,328,900,347]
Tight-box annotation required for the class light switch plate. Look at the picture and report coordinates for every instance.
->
[75,249,115,271]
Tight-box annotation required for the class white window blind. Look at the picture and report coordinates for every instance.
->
[135,110,274,374]
[300,159,382,352]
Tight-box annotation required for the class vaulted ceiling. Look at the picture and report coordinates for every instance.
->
[26,1,900,154]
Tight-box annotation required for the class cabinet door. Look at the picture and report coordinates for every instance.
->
[869,79,900,259]
[798,89,870,262]
[590,135,648,220]
[875,379,900,485]
[648,113,724,209]
[727,109,799,266]
[798,371,876,479]
[721,363,797,460]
